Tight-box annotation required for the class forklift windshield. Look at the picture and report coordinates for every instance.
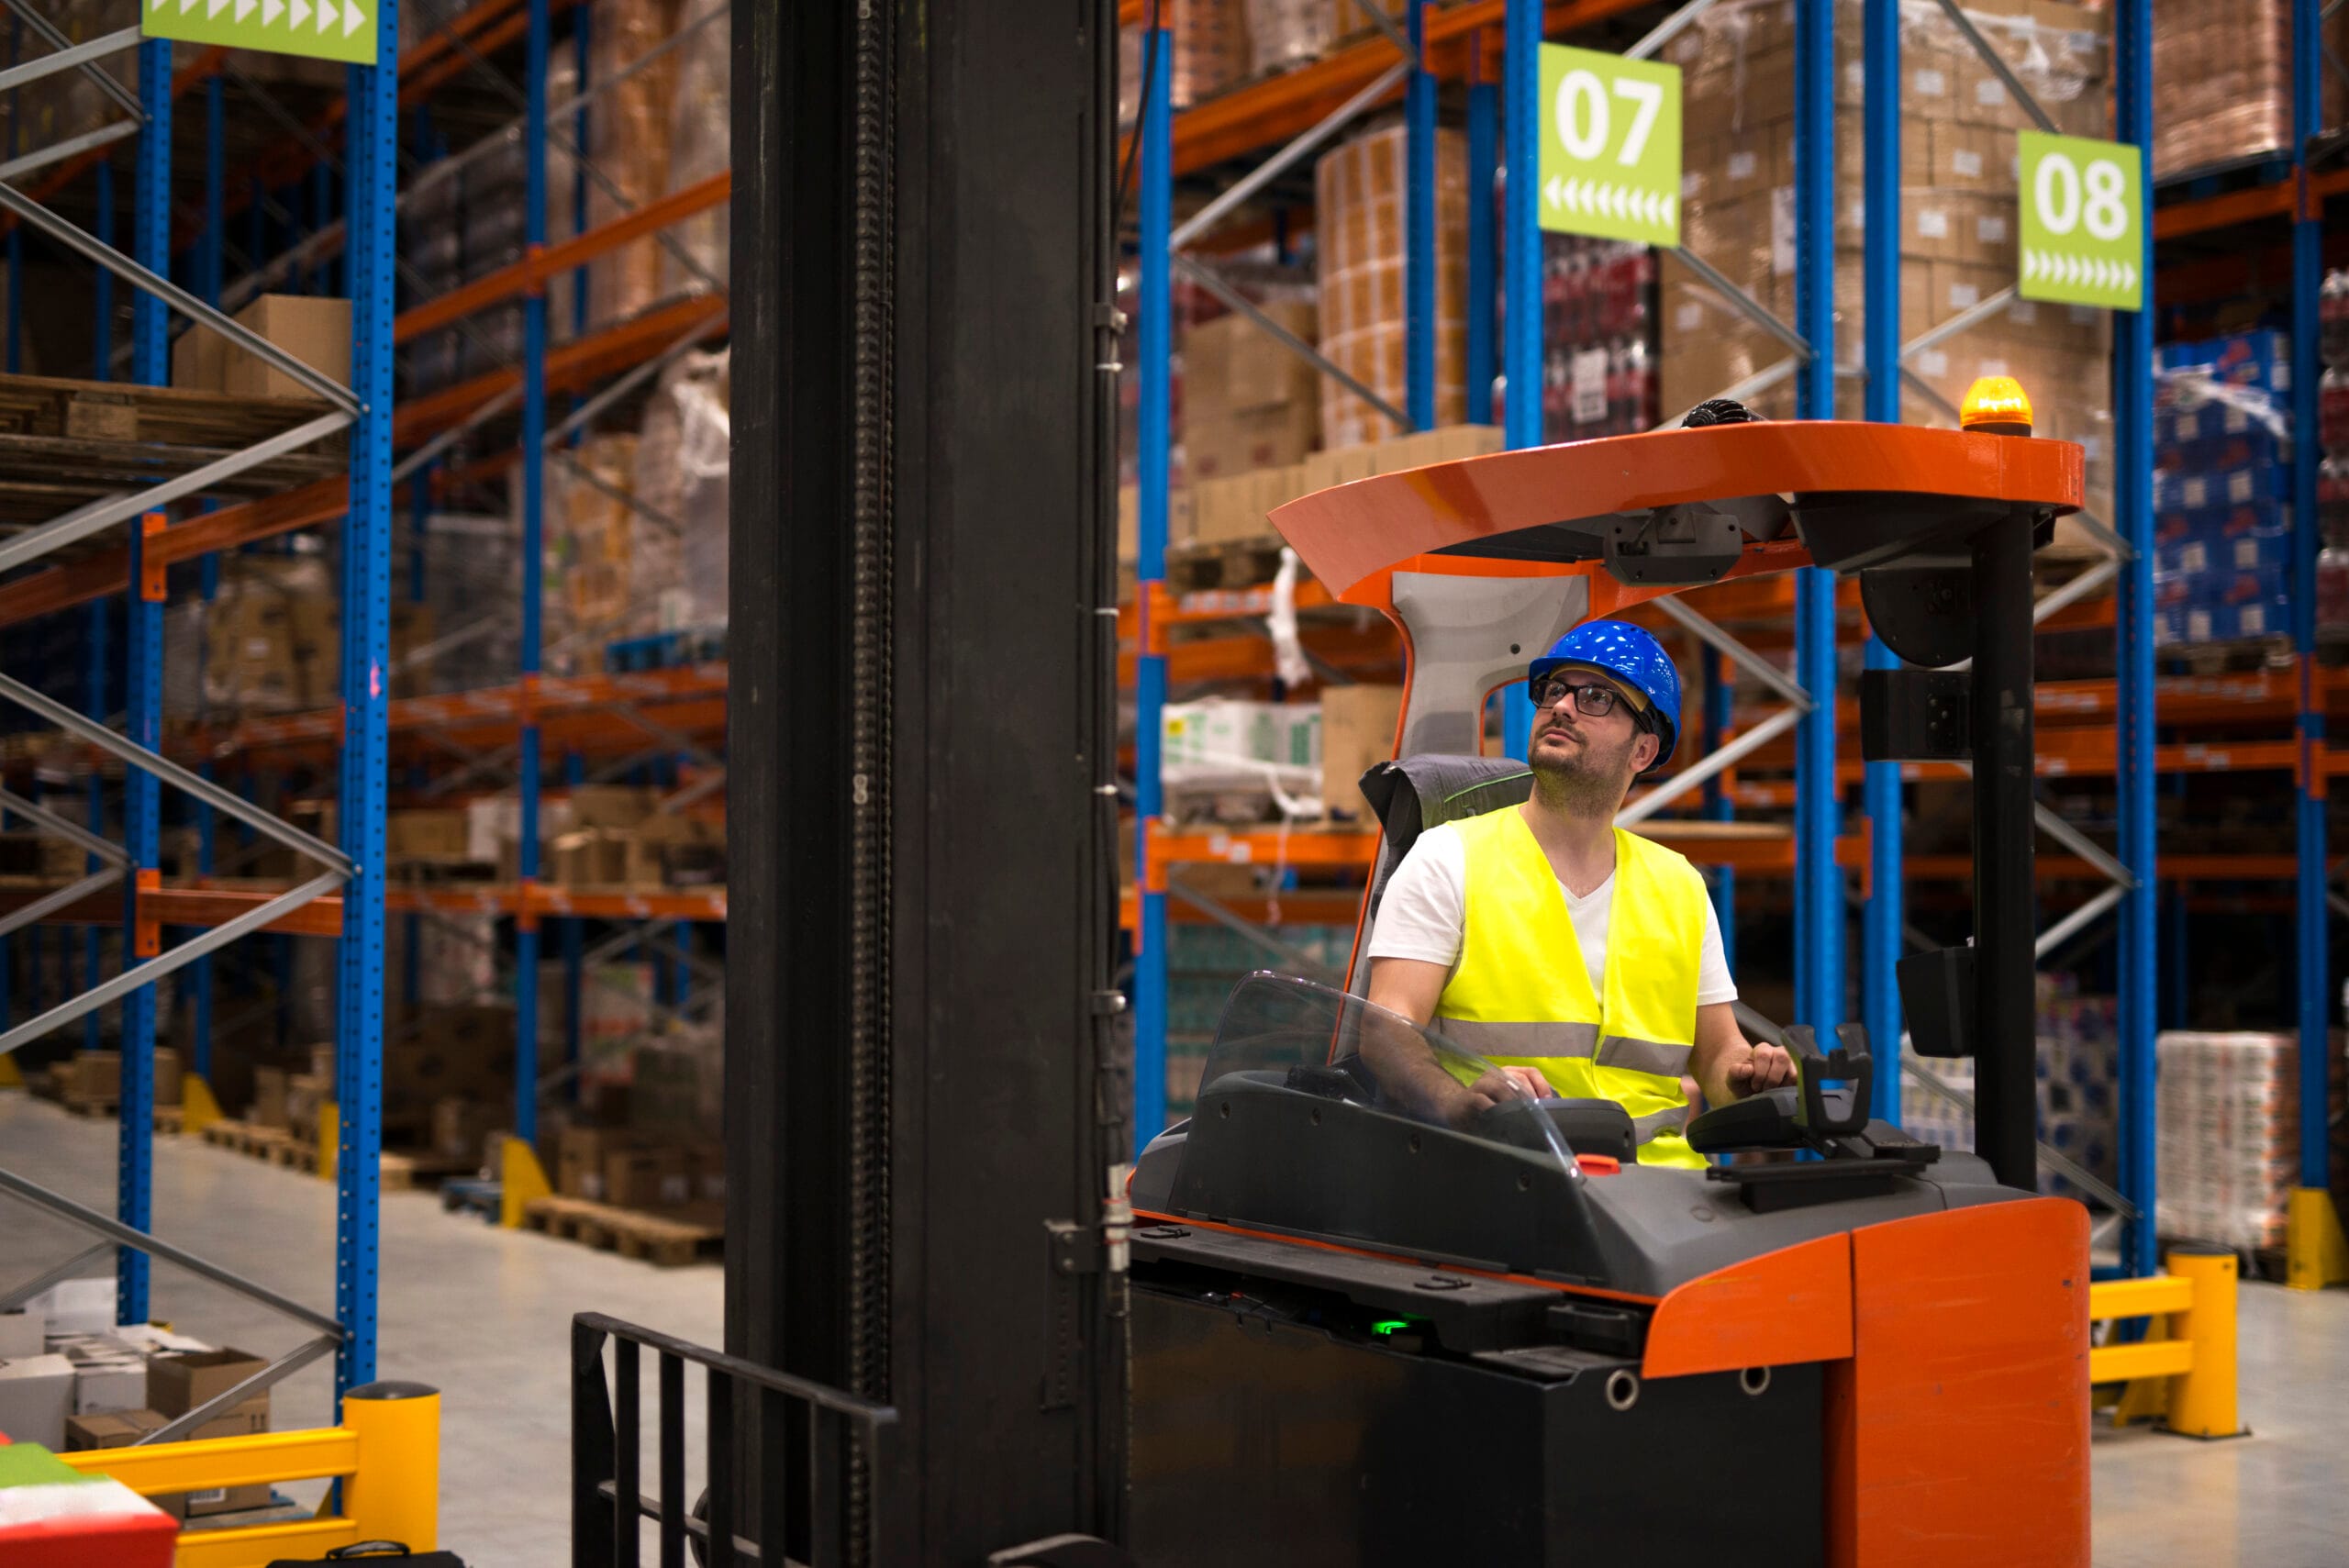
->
[1185,973,1583,1178]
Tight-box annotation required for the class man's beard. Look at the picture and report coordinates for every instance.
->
[1530,727,1640,817]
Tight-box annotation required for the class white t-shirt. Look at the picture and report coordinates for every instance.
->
[1364,821,1738,1007]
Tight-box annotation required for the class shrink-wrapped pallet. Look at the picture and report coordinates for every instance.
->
[1315,121,1468,450]
[587,0,681,327]
[660,0,729,301]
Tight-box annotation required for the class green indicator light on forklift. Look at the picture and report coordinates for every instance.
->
[1370,1318,1412,1336]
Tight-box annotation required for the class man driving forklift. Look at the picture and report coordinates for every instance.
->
[1363,619,1798,1165]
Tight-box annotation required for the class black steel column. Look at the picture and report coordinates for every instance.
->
[729,1,1126,1561]
[1971,511,2039,1191]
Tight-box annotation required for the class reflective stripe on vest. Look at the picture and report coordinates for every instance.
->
[1433,806,1709,1169]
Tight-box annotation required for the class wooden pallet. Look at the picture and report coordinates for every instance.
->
[522,1195,723,1268]
[154,1106,183,1136]
[1164,536,1292,594]
[381,1151,480,1191]
[60,1095,117,1118]
[0,373,347,529]
[200,1119,295,1162]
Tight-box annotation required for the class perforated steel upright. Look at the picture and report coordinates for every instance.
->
[1133,19,1173,1143]
[515,0,554,1151]
[116,39,174,1325]
[2113,0,2157,1278]
[1500,0,1541,764]
[1792,0,1841,1033]
[2288,0,2334,1251]
[333,0,402,1396]
[1861,0,1901,1115]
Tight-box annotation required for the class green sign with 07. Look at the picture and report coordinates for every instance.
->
[1536,44,1682,249]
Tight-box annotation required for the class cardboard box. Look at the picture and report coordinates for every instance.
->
[58,1337,147,1416]
[0,1353,77,1447]
[1191,464,1310,549]
[386,810,471,860]
[64,1051,120,1105]
[250,1066,290,1129]
[154,1047,181,1109]
[560,1125,636,1202]
[171,326,225,392]
[432,1096,502,1162]
[1319,685,1404,831]
[149,1348,270,1422]
[1186,301,1320,421]
[604,1144,692,1210]
[64,1407,170,1451]
[569,786,656,830]
[220,294,351,400]
[1187,399,1319,484]
[0,1310,40,1360]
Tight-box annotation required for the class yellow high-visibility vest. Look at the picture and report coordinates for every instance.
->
[1434,805,1709,1168]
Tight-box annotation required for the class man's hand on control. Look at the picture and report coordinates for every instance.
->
[1457,1064,1552,1124]
[1725,1041,1797,1096]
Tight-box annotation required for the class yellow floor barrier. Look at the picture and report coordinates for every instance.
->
[53,1381,439,1568]
[0,1054,23,1089]
[2089,1246,2243,1439]
[501,1132,551,1229]
[180,1073,226,1136]
[2287,1187,2349,1291]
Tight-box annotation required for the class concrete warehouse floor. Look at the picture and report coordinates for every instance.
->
[6,1093,2349,1562]
[0,1093,720,1565]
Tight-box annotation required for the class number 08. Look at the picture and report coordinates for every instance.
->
[2033,151,2129,243]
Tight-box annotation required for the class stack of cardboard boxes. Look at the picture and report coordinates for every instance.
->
[555,1121,724,1212]
[2149,0,2349,178]
[1315,122,1469,451]
[1660,0,2112,521]
[0,1293,274,1524]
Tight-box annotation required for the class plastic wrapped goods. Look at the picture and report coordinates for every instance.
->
[1315,121,1468,450]
[1244,0,1337,71]
[1170,0,1248,107]
[587,0,682,328]
[631,348,731,632]
[2150,0,2349,177]
[661,0,729,300]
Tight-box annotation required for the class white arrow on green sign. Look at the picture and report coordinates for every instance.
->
[143,0,377,67]
[1537,44,1681,249]
[2017,129,2143,312]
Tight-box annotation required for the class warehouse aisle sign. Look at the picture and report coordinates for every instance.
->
[2017,130,2143,312]
[1538,45,1681,249]
[143,0,378,66]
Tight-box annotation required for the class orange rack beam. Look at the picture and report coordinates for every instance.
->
[0,882,343,939]
[172,666,728,771]
[1134,0,1650,179]
[394,172,731,344]
[394,294,729,447]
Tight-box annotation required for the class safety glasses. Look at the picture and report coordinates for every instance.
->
[1530,674,1631,718]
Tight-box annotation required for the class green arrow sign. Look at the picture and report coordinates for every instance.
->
[1537,44,1681,248]
[2017,130,2142,312]
[143,0,378,67]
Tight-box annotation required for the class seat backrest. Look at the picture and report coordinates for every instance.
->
[1343,754,1532,995]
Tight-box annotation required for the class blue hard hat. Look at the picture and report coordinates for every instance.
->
[1528,619,1683,774]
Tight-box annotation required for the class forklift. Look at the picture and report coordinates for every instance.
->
[1119,395,2094,1566]
[650,8,2098,1565]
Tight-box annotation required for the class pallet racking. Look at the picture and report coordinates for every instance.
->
[0,0,738,1397]
[1119,0,2252,1279]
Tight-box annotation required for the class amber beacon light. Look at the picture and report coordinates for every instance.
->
[1959,374,2035,436]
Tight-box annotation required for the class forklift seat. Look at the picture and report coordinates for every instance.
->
[1345,753,1532,995]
